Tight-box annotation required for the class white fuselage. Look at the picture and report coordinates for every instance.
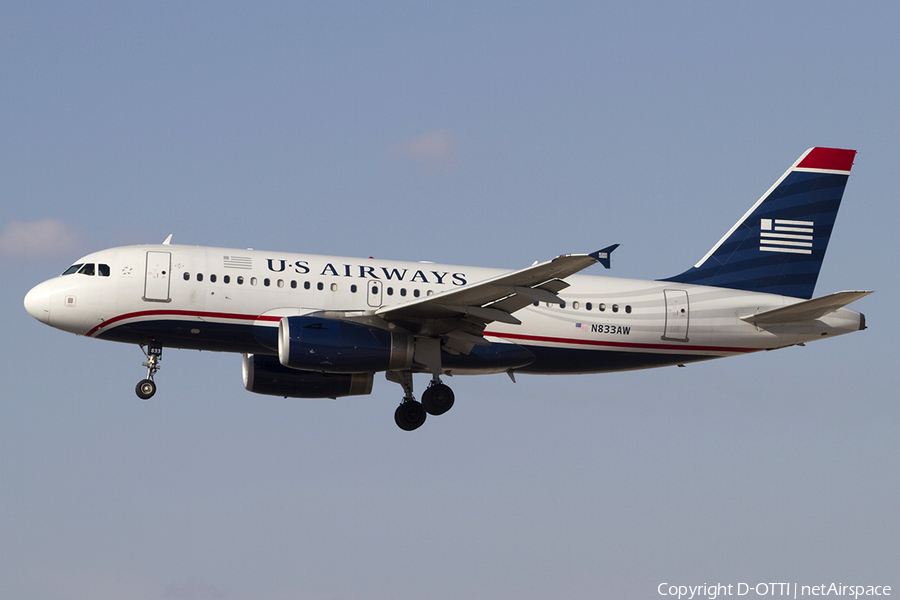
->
[24,243,865,375]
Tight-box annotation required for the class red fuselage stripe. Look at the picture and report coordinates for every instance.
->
[483,330,759,354]
[87,309,281,337]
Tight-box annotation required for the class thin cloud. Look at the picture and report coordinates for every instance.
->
[389,129,462,169]
[0,218,84,259]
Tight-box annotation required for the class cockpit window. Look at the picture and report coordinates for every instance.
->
[62,263,110,276]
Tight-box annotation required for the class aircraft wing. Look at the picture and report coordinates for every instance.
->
[374,245,617,350]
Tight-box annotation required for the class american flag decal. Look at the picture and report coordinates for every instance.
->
[760,218,813,255]
[223,256,253,269]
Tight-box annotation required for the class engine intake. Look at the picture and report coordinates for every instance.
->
[243,354,373,398]
[278,316,414,373]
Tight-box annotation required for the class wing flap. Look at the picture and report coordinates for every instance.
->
[439,304,523,325]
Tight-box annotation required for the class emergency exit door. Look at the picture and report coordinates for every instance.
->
[144,251,172,302]
[367,279,383,307]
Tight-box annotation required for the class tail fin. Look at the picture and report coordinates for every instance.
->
[662,147,857,299]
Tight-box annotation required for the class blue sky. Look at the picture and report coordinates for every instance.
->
[2,3,898,599]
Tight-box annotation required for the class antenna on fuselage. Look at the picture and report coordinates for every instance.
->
[162,234,173,245]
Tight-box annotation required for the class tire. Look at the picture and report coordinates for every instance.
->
[394,401,426,431]
[422,383,455,416]
[135,379,156,400]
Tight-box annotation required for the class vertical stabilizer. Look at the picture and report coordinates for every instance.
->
[662,147,856,299]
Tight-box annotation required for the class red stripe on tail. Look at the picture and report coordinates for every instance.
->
[797,147,856,172]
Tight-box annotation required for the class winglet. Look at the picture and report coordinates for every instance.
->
[590,244,619,269]
[162,234,173,245]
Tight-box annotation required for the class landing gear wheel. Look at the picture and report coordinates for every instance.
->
[394,401,427,431]
[422,383,455,416]
[136,379,157,400]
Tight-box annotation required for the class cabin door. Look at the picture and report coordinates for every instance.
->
[663,289,689,341]
[144,251,172,302]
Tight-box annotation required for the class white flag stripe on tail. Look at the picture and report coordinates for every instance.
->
[775,219,813,226]
[774,226,813,234]
[760,246,812,255]
[761,232,813,240]
[761,239,812,248]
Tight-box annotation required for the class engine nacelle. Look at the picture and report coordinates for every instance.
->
[278,316,414,373]
[242,354,373,398]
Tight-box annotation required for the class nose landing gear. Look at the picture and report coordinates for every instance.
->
[135,343,162,400]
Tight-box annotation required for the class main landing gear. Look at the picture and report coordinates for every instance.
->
[388,371,455,431]
[135,343,162,400]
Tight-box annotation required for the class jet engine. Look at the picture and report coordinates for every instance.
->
[278,316,414,373]
[242,354,373,398]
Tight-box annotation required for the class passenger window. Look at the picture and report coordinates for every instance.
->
[98,264,110,277]
[387,287,394,296]
[210,274,217,283]
[251,277,258,286]
[560,301,566,309]
[224,275,230,284]
[184,272,190,281]
[586,302,592,311]
[264,278,270,287]
[572,301,580,310]
[414,289,420,297]
[277,279,284,288]
[237,276,244,285]
[62,264,83,276]
[291,280,297,289]
[331,283,338,292]
[625,305,632,314]
[197,273,203,282]
[316,282,323,291]
[78,263,95,276]
[400,288,407,297]
[599,303,606,312]
[304,281,311,290]
[612,304,619,313]
[351,284,358,293]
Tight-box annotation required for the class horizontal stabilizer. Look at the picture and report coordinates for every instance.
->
[740,290,872,325]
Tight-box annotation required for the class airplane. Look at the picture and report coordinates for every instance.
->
[24,147,871,431]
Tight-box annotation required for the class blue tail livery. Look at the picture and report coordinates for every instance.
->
[663,147,856,299]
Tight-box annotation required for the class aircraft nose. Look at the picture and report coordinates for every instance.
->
[24,282,52,324]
